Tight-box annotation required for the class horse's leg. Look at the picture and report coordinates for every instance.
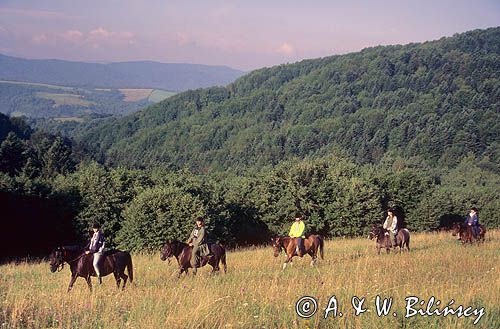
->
[177,267,185,279]
[67,274,78,292]
[207,259,215,275]
[214,255,221,272]
[120,271,128,290]
[86,276,93,292]
[282,255,292,270]
[310,255,317,266]
[113,272,121,289]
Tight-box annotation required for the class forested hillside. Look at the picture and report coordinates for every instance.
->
[1,28,499,258]
[77,27,499,171]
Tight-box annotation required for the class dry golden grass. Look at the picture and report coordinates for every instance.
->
[1,231,498,329]
[118,89,153,102]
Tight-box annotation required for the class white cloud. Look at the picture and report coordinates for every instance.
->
[32,34,48,44]
[276,42,294,56]
[89,27,111,38]
[62,30,84,42]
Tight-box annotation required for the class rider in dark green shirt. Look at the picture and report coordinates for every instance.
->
[187,216,210,274]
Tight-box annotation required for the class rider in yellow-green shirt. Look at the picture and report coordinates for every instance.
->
[289,213,306,256]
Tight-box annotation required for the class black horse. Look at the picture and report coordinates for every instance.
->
[160,240,227,278]
[49,245,134,291]
[369,225,410,254]
[452,223,486,244]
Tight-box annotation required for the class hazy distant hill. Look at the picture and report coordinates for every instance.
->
[0,54,245,91]
[74,27,499,171]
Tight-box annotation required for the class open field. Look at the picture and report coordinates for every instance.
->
[148,89,177,103]
[118,89,176,102]
[0,231,498,329]
[118,89,153,102]
[35,92,95,107]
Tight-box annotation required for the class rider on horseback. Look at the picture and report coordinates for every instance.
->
[289,213,306,257]
[187,216,210,275]
[383,209,398,248]
[85,222,106,284]
[465,207,480,238]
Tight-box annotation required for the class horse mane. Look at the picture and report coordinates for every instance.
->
[169,240,189,257]
[61,245,84,252]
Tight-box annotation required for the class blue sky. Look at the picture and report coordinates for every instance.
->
[0,0,499,70]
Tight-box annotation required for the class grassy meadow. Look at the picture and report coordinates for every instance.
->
[1,230,498,329]
[36,92,96,107]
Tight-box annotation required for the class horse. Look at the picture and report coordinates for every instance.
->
[271,234,324,269]
[160,240,227,278]
[369,225,410,254]
[451,223,486,244]
[49,245,134,292]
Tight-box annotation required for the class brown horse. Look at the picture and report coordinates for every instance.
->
[369,225,410,254]
[49,245,134,292]
[160,240,227,278]
[452,223,486,244]
[271,235,324,269]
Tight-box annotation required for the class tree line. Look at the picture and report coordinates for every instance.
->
[1,112,498,257]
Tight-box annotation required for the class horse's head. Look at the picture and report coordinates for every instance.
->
[49,246,65,273]
[368,225,381,240]
[451,223,463,240]
[271,236,282,257]
[451,223,461,239]
[160,241,174,261]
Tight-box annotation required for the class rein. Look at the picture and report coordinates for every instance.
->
[276,237,289,254]
[164,241,184,263]
[56,252,86,272]
[67,253,86,264]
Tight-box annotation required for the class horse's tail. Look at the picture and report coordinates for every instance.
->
[479,225,486,241]
[403,228,410,251]
[221,247,227,274]
[318,235,324,260]
[126,252,134,285]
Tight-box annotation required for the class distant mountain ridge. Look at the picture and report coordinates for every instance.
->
[0,54,245,91]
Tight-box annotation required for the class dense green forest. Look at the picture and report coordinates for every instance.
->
[1,28,499,258]
[74,27,499,171]
[1,113,498,257]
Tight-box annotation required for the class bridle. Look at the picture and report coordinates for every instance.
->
[162,243,175,264]
[272,237,284,254]
[53,248,85,272]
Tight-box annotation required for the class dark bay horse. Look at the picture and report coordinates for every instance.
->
[452,223,486,244]
[369,225,410,254]
[160,240,227,278]
[271,235,324,269]
[49,245,134,292]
